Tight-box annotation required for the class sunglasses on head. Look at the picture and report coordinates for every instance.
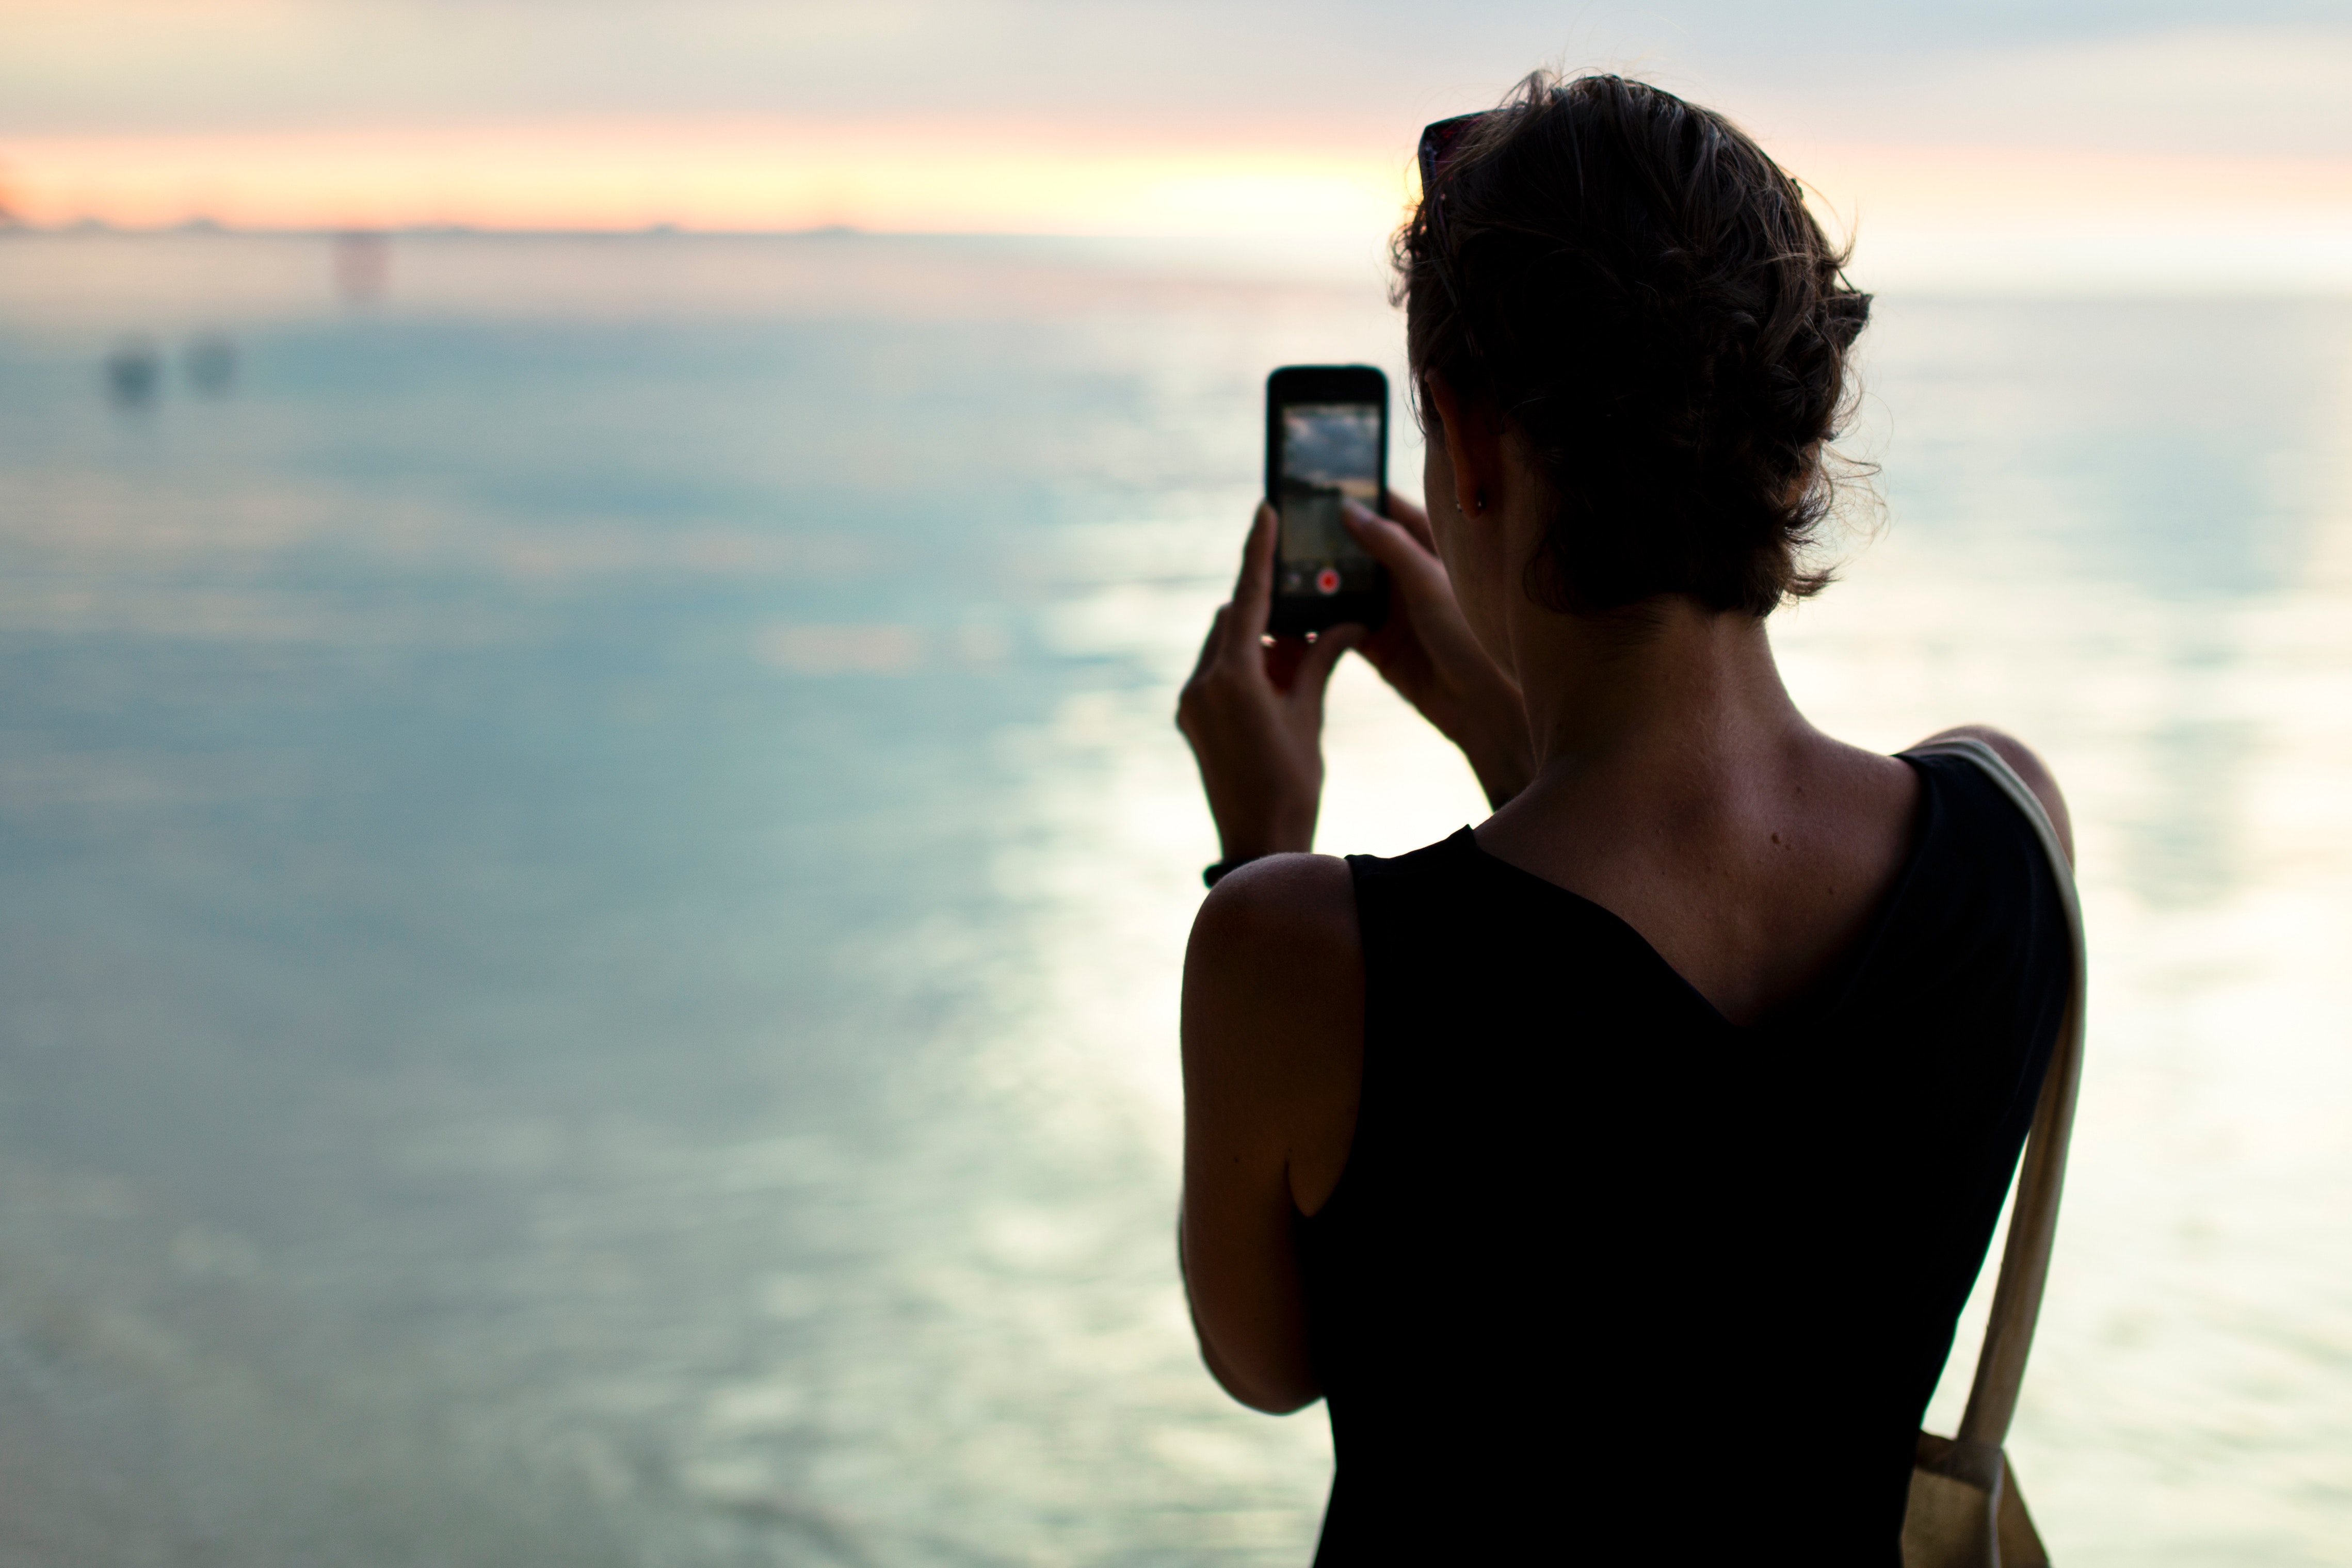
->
[1415,112,1489,359]
[1416,114,1486,220]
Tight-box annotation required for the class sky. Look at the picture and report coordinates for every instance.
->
[3,0,2349,288]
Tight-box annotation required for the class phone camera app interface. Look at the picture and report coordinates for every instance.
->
[1277,401,1379,597]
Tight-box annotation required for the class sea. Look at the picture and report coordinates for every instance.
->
[0,232,2346,1566]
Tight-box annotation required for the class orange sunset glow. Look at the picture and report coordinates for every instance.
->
[3,0,2347,292]
[8,126,2349,296]
[0,123,1414,237]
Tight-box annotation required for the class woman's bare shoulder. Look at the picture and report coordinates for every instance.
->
[1183,853,1362,1052]
[1187,852,1358,961]
[1180,852,1364,1201]
[1909,724,2073,864]
[1177,853,1363,1412]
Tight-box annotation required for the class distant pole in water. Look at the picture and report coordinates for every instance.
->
[104,336,161,407]
[186,332,237,395]
[334,231,391,305]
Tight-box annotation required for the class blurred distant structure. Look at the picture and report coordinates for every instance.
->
[334,231,390,304]
[103,336,160,407]
[186,332,237,395]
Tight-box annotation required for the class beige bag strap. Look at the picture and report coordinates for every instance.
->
[1903,738,2086,1448]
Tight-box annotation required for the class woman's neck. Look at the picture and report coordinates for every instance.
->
[1477,592,1921,1025]
[1504,594,1806,803]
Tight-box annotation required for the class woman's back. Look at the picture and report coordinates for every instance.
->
[1170,70,2081,1566]
[1296,750,2070,1561]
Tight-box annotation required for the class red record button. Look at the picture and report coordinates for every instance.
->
[1314,567,1342,595]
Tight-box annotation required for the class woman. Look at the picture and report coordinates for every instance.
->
[1174,75,2073,1562]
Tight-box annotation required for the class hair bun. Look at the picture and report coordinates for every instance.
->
[1395,72,1871,617]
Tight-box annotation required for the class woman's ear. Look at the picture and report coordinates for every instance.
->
[1420,368,1494,523]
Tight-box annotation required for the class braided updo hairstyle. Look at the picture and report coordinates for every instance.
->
[1397,72,1871,618]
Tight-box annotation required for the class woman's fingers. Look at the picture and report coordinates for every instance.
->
[1185,605,1229,694]
[1224,504,1279,654]
[1188,507,1279,713]
[1382,489,1438,553]
[1175,509,1344,863]
[1342,500,1446,595]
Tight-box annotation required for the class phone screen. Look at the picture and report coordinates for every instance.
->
[1275,401,1383,601]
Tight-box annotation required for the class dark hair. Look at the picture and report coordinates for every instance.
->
[1396,72,1871,618]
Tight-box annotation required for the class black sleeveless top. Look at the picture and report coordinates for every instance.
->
[1297,751,2069,1564]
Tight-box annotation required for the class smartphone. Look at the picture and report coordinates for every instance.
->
[1265,365,1390,636]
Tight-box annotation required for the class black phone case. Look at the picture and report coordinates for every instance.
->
[1265,365,1390,636]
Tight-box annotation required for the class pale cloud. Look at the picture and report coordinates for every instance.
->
[1730,25,2352,157]
[7,2,2345,146]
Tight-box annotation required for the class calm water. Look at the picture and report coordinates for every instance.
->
[0,234,2346,1566]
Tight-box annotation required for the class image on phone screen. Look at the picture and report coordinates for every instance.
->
[1276,401,1382,601]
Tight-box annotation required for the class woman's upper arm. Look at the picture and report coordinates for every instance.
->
[1916,724,2073,865]
[1179,852,1362,1415]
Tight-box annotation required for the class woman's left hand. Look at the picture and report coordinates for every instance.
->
[1177,504,1362,863]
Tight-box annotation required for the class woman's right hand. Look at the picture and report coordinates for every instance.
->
[1343,492,1534,807]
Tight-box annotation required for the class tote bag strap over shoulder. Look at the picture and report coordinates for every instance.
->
[1896,738,2087,1566]
[1904,738,2086,1447]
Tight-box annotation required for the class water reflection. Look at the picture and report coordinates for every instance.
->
[1863,298,2338,602]
[0,236,2345,1566]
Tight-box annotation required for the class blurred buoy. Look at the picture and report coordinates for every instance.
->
[334,231,390,304]
[186,332,237,395]
[105,337,161,407]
